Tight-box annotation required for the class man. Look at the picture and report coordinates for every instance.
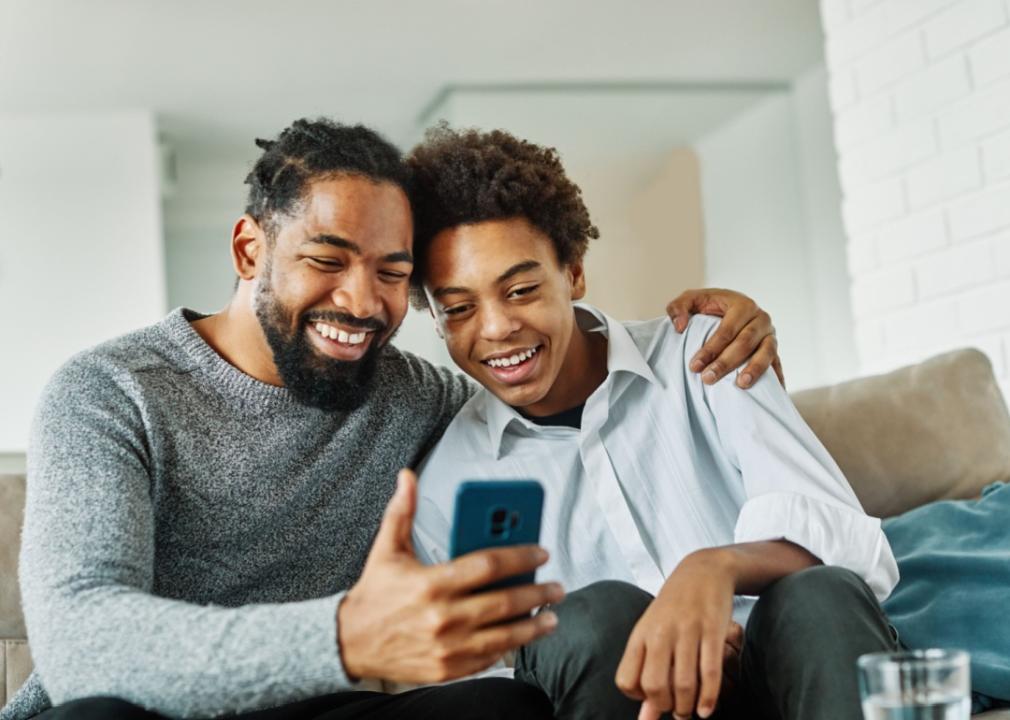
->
[2,118,779,720]
[408,125,901,720]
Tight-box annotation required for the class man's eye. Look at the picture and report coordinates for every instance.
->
[310,257,342,268]
[379,270,408,281]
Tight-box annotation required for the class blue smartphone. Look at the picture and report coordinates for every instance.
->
[449,480,545,591]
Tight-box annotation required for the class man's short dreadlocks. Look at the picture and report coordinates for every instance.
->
[244,118,411,240]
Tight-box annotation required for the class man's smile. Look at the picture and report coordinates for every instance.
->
[308,321,377,361]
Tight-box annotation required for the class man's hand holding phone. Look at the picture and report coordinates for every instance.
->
[338,470,563,684]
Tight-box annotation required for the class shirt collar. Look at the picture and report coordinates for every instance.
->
[482,303,661,458]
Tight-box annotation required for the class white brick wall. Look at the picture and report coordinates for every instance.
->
[821,0,1010,396]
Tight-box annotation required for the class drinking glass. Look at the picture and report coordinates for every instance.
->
[858,649,970,720]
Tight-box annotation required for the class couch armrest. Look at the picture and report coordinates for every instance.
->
[2,638,32,709]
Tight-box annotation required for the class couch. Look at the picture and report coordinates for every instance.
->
[2,348,1009,717]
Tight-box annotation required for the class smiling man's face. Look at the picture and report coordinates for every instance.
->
[253,174,413,410]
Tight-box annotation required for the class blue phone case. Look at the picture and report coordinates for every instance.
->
[449,480,544,590]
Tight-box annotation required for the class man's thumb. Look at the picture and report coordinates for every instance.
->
[373,469,417,556]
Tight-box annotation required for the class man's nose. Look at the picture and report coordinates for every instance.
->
[331,267,382,321]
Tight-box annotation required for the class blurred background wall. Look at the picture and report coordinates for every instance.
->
[0,0,1006,467]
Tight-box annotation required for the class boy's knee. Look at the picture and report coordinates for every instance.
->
[525,580,651,664]
[747,566,882,652]
[516,580,651,719]
[552,580,651,655]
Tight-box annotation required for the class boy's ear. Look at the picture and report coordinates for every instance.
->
[569,261,587,301]
[232,214,265,280]
[427,305,444,339]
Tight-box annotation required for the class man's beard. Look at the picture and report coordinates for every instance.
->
[253,276,392,412]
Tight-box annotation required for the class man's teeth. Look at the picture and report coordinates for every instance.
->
[486,346,539,368]
[314,323,368,345]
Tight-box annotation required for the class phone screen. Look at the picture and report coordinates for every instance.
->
[449,479,544,591]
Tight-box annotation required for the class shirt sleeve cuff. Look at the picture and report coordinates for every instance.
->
[734,492,899,601]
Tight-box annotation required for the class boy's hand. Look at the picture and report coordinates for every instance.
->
[615,549,736,720]
[666,288,784,389]
[338,470,564,683]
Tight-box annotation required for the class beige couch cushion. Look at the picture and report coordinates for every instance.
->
[0,473,29,708]
[0,474,25,640]
[792,349,1010,519]
[2,639,32,708]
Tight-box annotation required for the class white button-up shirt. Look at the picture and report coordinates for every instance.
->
[414,306,898,624]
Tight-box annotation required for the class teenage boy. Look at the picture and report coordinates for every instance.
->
[409,125,899,720]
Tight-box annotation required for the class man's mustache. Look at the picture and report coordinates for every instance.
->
[304,311,387,334]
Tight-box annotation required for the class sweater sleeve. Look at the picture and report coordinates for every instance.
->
[19,356,358,718]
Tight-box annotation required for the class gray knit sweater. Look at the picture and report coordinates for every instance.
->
[2,309,472,720]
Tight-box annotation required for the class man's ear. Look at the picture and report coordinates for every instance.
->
[232,215,265,281]
[568,260,587,301]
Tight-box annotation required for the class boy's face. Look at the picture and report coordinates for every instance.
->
[423,217,586,414]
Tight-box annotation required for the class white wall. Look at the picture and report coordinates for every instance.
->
[162,146,248,313]
[696,88,834,389]
[693,63,855,391]
[821,0,1010,398]
[793,64,860,384]
[0,110,165,452]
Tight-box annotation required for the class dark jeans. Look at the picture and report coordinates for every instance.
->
[515,566,899,720]
[33,677,554,720]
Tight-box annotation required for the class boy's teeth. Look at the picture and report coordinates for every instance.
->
[488,346,539,368]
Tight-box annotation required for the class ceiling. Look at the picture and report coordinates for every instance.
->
[0,0,825,152]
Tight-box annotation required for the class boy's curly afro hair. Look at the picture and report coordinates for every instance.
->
[407,123,599,308]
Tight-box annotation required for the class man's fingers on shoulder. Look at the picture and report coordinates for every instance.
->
[737,334,780,388]
[772,355,786,388]
[669,289,708,314]
[701,358,727,384]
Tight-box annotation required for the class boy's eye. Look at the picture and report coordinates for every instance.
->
[311,257,341,268]
[509,284,539,297]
